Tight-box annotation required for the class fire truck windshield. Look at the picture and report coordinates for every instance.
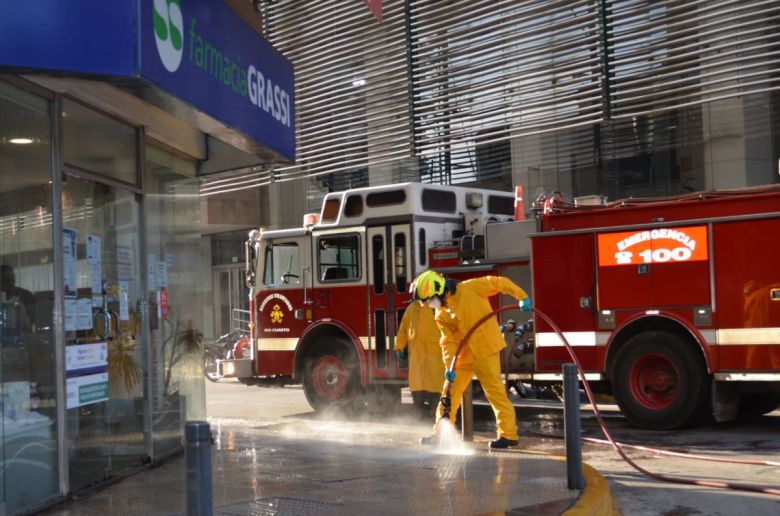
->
[263,243,301,286]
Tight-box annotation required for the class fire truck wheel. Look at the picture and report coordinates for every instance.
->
[611,331,709,430]
[302,338,362,411]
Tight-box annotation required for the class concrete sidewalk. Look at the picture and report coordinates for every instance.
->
[42,415,613,515]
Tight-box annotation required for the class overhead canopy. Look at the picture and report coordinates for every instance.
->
[0,0,296,163]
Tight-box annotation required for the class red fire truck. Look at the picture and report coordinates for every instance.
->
[221,181,780,430]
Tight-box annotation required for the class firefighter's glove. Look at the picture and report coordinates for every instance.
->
[520,297,533,312]
[444,369,456,382]
[396,350,407,361]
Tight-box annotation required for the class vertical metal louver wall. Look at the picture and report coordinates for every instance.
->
[261,0,412,188]
[605,0,780,118]
[408,0,605,184]
[200,0,780,198]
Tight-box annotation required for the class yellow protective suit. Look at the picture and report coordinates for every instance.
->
[434,276,529,441]
[395,300,444,394]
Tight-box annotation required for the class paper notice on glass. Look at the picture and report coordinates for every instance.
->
[65,298,77,331]
[63,227,77,298]
[76,298,93,330]
[66,342,108,374]
[156,261,168,289]
[117,244,132,281]
[118,280,129,321]
[159,289,169,319]
[66,373,109,409]
[147,254,157,291]
[90,263,101,295]
[87,235,102,264]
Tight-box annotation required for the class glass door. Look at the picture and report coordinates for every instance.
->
[212,265,248,338]
[61,175,146,490]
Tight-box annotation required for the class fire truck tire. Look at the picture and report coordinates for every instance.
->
[611,331,709,430]
[302,338,362,411]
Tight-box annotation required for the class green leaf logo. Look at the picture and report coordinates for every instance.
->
[153,0,184,73]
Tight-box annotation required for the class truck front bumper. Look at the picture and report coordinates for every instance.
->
[218,358,254,378]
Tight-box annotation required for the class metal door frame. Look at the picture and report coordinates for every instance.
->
[212,263,247,337]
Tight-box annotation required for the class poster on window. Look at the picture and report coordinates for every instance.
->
[158,288,169,320]
[156,261,167,289]
[63,227,77,298]
[147,254,157,290]
[66,373,109,409]
[117,244,132,281]
[65,342,108,374]
[88,234,102,295]
[76,298,93,331]
[118,280,129,321]
[64,298,77,332]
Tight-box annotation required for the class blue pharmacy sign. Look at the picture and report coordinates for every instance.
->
[140,0,296,160]
[0,0,135,76]
[0,0,295,162]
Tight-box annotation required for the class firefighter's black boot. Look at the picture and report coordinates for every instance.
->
[488,437,518,449]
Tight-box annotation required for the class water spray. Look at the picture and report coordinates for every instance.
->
[434,306,520,435]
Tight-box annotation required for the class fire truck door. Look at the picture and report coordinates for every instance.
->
[366,224,412,379]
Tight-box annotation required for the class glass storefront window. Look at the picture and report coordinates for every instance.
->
[62,99,137,185]
[62,176,146,491]
[145,145,204,457]
[0,81,58,513]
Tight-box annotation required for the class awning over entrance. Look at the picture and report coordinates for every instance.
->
[0,0,295,163]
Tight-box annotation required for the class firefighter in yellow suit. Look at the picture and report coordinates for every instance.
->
[395,299,444,419]
[414,270,532,449]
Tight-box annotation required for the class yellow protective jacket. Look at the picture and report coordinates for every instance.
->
[435,276,529,367]
[395,300,444,393]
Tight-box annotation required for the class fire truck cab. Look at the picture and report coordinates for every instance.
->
[236,182,518,409]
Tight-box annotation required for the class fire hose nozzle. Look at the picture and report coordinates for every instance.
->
[440,394,452,420]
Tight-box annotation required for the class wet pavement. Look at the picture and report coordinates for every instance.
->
[43,413,593,515]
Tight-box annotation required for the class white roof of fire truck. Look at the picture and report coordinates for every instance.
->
[310,182,515,228]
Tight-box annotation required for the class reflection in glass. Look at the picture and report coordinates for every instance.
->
[145,145,204,457]
[62,176,145,491]
[62,99,137,185]
[0,81,58,512]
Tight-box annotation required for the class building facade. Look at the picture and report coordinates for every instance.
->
[0,1,293,513]
[201,0,780,228]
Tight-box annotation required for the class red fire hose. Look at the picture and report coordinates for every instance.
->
[442,304,780,496]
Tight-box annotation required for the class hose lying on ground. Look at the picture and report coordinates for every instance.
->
[449,304,780,496]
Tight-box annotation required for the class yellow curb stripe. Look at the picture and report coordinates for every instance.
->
[563,462,618,516]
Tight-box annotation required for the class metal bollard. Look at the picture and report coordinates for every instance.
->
[186,421,213,516]
[562,364,584,490]
[461,381,473,441]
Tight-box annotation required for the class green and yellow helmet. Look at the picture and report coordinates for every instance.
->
[413,270,446,300]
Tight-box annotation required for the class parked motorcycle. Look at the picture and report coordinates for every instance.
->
[204,330,250,382]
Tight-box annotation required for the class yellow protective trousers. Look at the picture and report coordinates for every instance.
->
[435,347,518,441]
